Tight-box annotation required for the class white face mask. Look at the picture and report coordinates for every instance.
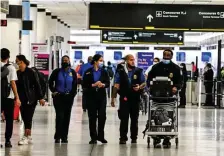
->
[153,62,158,65]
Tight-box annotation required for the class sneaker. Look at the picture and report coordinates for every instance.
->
[27,136,33,144]
[5,141,12,148]
[18,136,29,145]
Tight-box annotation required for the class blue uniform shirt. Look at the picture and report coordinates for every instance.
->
[56,68,74,93]
[93,68,102,82]
[78,63,92,79]
[114,69,145,84]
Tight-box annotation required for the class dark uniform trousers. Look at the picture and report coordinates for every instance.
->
[1,98,14,141]
[87,93,107,140]
[205,82,213,106]
[179,86,186,106]
[53,94,74,140]
[119,96,140,141]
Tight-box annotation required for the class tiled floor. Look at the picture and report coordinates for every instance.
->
[1,95,224,156]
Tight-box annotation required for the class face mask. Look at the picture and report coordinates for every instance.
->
[162,59,170,64]
[153,62,158,65]
[127,63,135,69]
[99,62,104,68]
[61,62,70,68]
[180,66,183,69]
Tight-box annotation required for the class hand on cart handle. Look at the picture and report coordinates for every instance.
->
[172,87,177,94]
[133,84,140,91]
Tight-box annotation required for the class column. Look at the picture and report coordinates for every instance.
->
[45,12,52,40]
[1,0,22,62]
[36,8,46,43]
[30,4,37,44]
[21,0,31,62]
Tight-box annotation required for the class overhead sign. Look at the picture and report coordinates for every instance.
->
[101,30,184,44]
[102,30,133,43]
[32,43,48,53]
[34,54,49,75]
[90,3,224,31]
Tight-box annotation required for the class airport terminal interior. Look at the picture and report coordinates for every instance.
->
[1,0,224,156]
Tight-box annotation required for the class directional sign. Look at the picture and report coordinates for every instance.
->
[133,31,184,44]
[101,30,133,43]
[101,30,184,44]
[89,3,224,31]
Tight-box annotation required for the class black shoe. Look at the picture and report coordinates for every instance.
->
[61,139,68,144]
[131,140,137,144]
[83,109,87,112]
[178,105,185,108]
[55,139,60,143]
[97,138,108,144]
[5,141,12,148]
[119,140,126,144]
[89,140,97,144]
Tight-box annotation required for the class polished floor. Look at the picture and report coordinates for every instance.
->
[1,95,224,156]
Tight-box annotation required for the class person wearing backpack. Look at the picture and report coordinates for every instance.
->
[1,48,21,148]
[15,55,45,145]
[49,55,77,144]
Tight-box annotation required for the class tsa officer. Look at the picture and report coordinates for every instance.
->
[82,54,110,144]
[147,49,181,147]
[49,55,77,144]
[112,54,146,144]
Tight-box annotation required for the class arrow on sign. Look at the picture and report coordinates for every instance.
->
[134,34,138,40]
[103,34,107,39]
[147,14,153,23]
[178,36,183,41]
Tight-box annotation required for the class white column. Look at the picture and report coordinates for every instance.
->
[1,0,22,62]
[30,4,37,44]
[36,8,46,43]
[21,0,31,62]
[45,12,52,39]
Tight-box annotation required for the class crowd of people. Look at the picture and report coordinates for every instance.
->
[1,47,223,148]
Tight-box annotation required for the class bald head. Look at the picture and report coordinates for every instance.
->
[126,54,135,69]
[87,56,93,63]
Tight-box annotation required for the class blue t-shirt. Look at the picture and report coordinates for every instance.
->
[56,68,74,93]
[78,63,92,79]
[93,68,102,82]
[114,69,145,84]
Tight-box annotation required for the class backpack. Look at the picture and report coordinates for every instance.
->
[31,67,47,97]
[106,66,114,78]
[1,64,11,98]
[152,107,170,125]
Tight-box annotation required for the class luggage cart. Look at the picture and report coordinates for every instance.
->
[143,77,179,148]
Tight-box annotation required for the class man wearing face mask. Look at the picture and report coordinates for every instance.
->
[49,55,77,144]
[147,49,181,147]
[112,54,146,144]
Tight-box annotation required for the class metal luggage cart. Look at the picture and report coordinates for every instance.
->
[143,77,179,148]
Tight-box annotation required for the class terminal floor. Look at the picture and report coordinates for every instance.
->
[1,95,224,156]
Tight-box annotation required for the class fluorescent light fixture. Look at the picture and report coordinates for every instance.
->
[138,0,156,3]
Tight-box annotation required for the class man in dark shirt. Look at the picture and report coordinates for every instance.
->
[147,49,181,147]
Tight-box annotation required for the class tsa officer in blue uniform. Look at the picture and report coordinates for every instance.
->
[112,54,146,144]
[49,55,77,144]
[82,54,110,144]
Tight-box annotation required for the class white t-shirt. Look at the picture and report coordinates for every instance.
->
[1,62,18,99]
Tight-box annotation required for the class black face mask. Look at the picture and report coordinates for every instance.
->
[127,63,135,69]
[61,62,70,68]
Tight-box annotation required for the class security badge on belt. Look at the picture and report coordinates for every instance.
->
[133,75,137,79]
[169,73,173,78]
[69,72,73,76]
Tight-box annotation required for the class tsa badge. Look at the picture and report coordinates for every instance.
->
[69,72,73,76]
[133,75,137,79]
[169,73,173,78]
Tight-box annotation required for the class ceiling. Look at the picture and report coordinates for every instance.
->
[31,0,224,30]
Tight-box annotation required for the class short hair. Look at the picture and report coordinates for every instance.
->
[87,56,93,63]
[163,49,173,56]
[154,57,160,62]
[191,62,195,65]
[62,55,70,60]
[126,54,134,61]
[207,63,212,68]
[107,61,111,66]
[1,48,10,60]
[16,55,30,66]
[91,54,102,65]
